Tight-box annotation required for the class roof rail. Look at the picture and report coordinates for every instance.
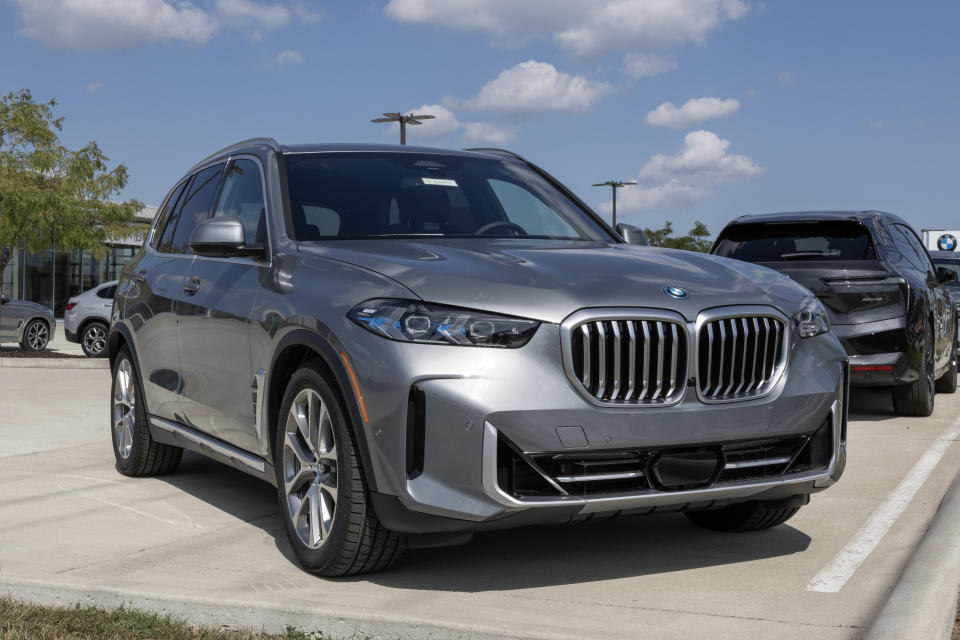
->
[463,147,528,162]
[190,137,281,171]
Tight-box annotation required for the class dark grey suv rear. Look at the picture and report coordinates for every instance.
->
[109,140,848,576]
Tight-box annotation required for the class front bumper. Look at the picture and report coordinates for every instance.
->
[345,308,849,532]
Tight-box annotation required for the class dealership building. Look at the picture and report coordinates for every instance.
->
[0,206,155,316]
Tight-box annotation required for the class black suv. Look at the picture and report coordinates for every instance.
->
[712,211,956,416]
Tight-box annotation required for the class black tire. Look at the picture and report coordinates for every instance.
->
[111,346,182,476]
[19,319,49,351]
[893,324,935,416]
[685,501,802,532]
[935,340,957,394]
[275,360,400,576]
[81,321,110,358]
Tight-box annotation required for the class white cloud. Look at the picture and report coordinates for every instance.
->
[465,60,613,116]
[265,49,303,66]
[292,2,324,24]
[461,122,517,145]
[216,0,290,30]
[15,0,219,50]
[389,104,461,139]
[622,52,677,80]
[778,70,797,86]
[609,130,764,213]
[84,82,103,94]
[645,97,740,129]
[385,0,750,58]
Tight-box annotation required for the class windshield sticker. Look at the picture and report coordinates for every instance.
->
[421,177,458,187]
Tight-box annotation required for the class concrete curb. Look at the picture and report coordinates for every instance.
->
[866,471,960,640]
[0,357,107,369]
[0,578,541,640]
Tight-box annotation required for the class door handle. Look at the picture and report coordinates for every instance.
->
[183,278,200,295]
[133,269,147,283]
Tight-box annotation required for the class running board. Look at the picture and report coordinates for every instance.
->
[149,416,275,486]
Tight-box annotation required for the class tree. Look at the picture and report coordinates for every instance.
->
[0,89,141,278]
[643,220,713,253]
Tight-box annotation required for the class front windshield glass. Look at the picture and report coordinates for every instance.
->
[283,152,611,241]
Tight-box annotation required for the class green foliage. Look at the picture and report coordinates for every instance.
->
[643,220,713,253]
[0,89,141,276]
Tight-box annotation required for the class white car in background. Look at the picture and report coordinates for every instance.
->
[64,281,117,357]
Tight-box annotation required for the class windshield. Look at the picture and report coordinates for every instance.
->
[713,221,877,262]
[932,257,960,286]
[283,153,611,241]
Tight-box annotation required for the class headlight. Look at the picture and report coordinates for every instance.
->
[793,297,830,338]
[348,299,539,348]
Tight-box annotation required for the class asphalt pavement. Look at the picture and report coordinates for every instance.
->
[1,367,958,639]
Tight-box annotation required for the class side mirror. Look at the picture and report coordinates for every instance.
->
[937,267,956,284]
[189,217,264,259]
[616,223,649,246]
[0,292,8,305]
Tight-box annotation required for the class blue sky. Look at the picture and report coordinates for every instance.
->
[2,0,958,237]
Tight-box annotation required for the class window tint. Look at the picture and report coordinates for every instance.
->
[932,258,960,284]
[213,159,266,246]
[891,224,934,274]
[165,164,225,254]
[150,179,188,250]
[713,221,876,262]
[283,153,610,241]
[95,285,116,299]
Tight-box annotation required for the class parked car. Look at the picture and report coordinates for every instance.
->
[64,281,117,357]
[929,251,960,343]
[109,140,849,576]
[711,211,956,417]
[0,292,55,351]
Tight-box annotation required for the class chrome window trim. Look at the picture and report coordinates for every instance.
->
[560,307,689,408]
[145,154,273,267]
[694,305,790,404]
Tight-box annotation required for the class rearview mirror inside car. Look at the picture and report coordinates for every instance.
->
[189,217,264,259]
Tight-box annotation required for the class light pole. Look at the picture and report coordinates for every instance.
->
[592,180,637,228]
[371,112,436,145]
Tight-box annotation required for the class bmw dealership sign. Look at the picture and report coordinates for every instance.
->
[922,230,960,252]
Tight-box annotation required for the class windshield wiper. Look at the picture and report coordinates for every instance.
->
[780,250,841,260]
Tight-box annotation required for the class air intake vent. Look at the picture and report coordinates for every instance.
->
[697,315,787,401]
[570,319,687,404]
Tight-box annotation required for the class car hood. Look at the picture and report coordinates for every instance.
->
[300,239,812,324]
[2,300,53,317]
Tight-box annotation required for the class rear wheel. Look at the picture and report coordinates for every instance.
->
[20,319,49,351]
[893,325,935,416]
[275,360,400,576]
[935,340,957,394]
[111,346,182,476]
[81,321,109,358]
[685,500,802,532]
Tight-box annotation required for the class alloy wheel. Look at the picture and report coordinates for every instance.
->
[26,321,48,350]
[112,359,136,459]
[283,388,338,550]
[83,325,107,355]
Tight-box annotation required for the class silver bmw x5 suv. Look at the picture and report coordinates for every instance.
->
[110,139,848,576]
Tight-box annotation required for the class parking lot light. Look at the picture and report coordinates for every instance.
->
[371,112,436,145]
[592,180,637,228]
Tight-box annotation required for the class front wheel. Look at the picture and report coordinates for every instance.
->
[275,361,400,576]
[685,500,802,532]
[892,325,935,416]
[20,319,49,351]
[935,340,957,394]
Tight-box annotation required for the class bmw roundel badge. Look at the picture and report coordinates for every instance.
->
[663,286,688,299]
[938,234,957,251]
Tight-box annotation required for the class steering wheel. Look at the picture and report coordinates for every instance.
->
[475,220,527,236]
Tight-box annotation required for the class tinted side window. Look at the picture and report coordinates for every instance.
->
[167,164,225,255]
[213,159,266,246]
[891,224,932,274]
[150,179,189,250]
[158,176,193,253]
[95,285,116,299]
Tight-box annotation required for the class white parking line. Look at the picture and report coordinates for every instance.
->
[806,416,960,593]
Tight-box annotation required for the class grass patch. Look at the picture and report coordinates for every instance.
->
[0,597,318,640]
